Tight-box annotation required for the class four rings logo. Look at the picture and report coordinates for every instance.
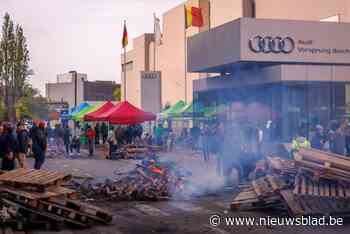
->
[249,36,295,54]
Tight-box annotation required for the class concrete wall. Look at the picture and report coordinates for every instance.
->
[255,0,350,22]
[46,78,84,108]
[282,65,350,82]
[210,0,245,27]
[158,0,200,107]
[121,34,153,107]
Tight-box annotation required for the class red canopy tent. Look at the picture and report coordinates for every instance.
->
[87,102,122,122]
[106,101,156,124]
[84,101,114,121]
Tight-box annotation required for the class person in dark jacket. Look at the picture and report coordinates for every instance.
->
[31,122,47,169]
[101,123,108,145]
[311,125,325,150]
[1,124,17,171]
[330,123,346,155]
[16,122,29,168]
[63,125,71,156]
[94,123,100,145]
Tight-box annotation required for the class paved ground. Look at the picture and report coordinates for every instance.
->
[22,150,350,234]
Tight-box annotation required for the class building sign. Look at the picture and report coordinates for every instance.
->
[249,36,295,54]
[140,71,162,114]
[188,18,350,73]
[241,18,350,64]
[141,71,161,79]
[249,36,350,56]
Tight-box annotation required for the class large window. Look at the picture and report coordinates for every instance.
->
[194,81,350,142]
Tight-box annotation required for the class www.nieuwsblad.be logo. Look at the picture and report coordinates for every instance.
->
[249,36,295,54]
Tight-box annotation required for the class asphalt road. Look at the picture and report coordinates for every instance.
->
[22,151,350,234]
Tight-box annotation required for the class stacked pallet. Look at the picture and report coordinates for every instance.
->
[0,169,113,231]
[295,148,350,182]
[231,148,350,216]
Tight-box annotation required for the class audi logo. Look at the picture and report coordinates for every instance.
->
[249,36,295,54]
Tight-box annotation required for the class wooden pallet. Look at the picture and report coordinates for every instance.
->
[0,169,72,192]
[231,176,287,211]
[293,175,350,198]
[48,198,113,224]
[1,193,112,226]
[295,150,350,182]
[280,189,350,216]
[0,186,77,208]
[266,156,297,176]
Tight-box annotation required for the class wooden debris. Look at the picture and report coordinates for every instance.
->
[293,175,350,198]
[231,176,287,211]
[295,148,350,182]
[266,156,297,176]
[0,169,112,231]
[232,147,350,216]
[0,169,72,192]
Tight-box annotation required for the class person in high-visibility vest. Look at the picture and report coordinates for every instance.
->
[291,132,311,157]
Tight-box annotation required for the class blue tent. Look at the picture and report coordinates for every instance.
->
[60,103,90,120]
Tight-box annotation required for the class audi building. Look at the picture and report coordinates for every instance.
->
[188,17,350,141]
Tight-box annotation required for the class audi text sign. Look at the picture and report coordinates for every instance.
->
[188,18,350,73]
[249,36,295,54]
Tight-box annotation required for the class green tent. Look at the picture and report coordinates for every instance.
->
[71,103,102,121]
[161,100,186,118]
[171,102,192,117]
[201,106,216,117]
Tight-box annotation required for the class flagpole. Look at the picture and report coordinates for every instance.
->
[184,7,187,103]
[123,20,127,101]
[153,13,156,72]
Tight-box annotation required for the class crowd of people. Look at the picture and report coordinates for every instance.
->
[0,121,47,171]
[4,115,350,186]
[293,119,350,156]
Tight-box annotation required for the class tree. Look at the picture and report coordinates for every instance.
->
[0,13,31,122]
[16,84,49,120]
[113,87,121,101]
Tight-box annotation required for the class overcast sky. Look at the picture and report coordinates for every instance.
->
[0,0,184,94]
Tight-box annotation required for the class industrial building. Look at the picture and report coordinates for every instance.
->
[122,0,350,111]
[46,71,119,108]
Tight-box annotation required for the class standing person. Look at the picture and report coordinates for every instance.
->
[101,123,108,145]
[70,133,81,155]
[63,125,72,156]
[311,125,325,150]
[94,123,100,145]
[215,123,225,176]
[346,124,350,157]
[291,130,311,156]
[202,125,210,162]
[154,123,164,146]
[0,124,7,169]
[1,124,17,171]
[54,124,64,154]
[31,122,47,169]
[331,123,346,155]
[222,123,244,184]
[16,122,29,168]
[86,126,96,156]
[190,125,200,151]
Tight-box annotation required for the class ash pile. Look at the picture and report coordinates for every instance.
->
[86,156,192,201]
[231,146,350,217]
[0,169,113,232]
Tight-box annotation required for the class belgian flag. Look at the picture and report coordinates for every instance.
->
[185,6,203,28]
